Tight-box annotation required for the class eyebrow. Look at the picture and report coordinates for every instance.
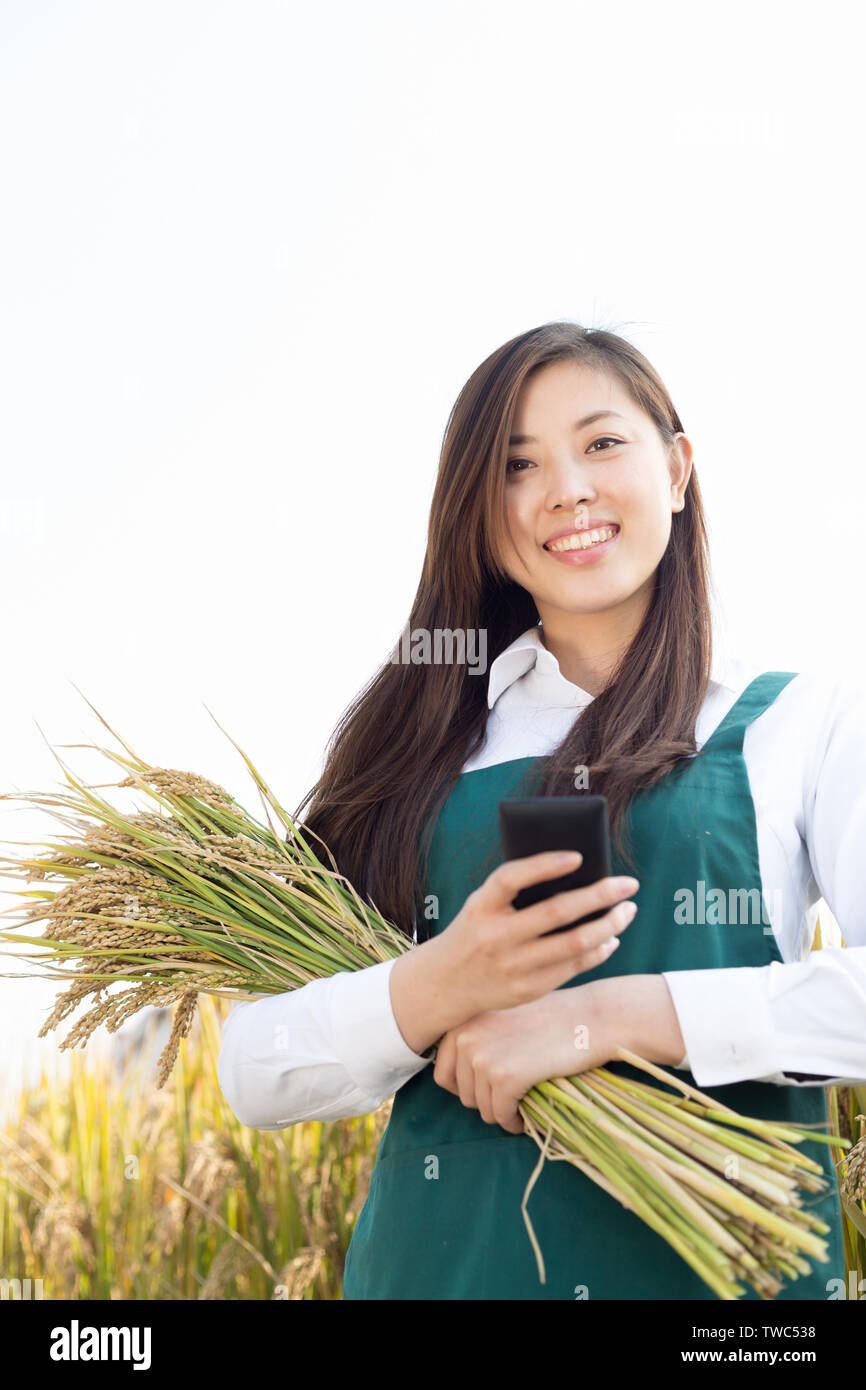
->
[508,409,626,447]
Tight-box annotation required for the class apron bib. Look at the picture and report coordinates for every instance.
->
[342,672,846,1299]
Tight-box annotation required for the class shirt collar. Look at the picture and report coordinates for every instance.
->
[486,622,733,711]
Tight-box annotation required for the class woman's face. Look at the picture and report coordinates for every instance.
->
[497,360,692,628]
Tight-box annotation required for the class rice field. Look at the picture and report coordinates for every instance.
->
[0,994,389,1300]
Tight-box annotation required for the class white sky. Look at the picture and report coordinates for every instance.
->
[0,0,862,1110]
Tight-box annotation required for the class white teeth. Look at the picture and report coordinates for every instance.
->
[547,526,617,553]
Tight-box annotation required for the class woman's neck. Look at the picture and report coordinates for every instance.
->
[538,591,650,696]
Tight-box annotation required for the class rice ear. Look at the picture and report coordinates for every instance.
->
[156,991,199,1089]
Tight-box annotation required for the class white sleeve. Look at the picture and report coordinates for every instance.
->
[216,959,433,1129]
[663,673,866,1089]
[663,952,866,1087]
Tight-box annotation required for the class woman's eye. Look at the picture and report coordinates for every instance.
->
[506,437,622,474]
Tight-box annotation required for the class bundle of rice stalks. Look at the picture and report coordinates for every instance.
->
[0,696,850,1300]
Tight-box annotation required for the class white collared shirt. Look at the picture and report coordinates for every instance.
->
[217,627,866,1128]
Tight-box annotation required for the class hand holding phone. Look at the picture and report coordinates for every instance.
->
[415,797,638,1023]
[499,796,620,934]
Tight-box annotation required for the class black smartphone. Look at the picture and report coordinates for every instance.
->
[498,796,611,934]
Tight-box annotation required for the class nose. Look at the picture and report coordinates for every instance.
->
[545,460,596,513]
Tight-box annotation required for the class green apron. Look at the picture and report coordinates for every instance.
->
[342,672,846,1299]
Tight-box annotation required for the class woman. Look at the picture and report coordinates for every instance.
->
[217,321,866,1299]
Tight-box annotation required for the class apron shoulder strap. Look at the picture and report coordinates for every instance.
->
[699,670,799,756]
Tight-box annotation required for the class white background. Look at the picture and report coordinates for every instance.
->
[0,0,862,1111]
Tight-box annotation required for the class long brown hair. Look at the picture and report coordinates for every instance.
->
[293,321,713,940]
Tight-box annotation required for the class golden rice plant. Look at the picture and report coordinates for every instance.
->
[831,1092,866,1292]
[0,993,389,1299]
[810,913,866,1297]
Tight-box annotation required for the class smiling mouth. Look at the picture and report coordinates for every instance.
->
[545,525,619,554]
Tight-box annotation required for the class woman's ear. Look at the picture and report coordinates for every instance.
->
[669,432,693,510]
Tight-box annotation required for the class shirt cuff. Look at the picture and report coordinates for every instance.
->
[764,951,866,1083]
[328,959,433,1099]
[661,965,780,1087]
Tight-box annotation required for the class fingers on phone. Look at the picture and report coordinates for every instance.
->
[517,874,637,937]
[493,849,583,903]
[561,899,636,949]
[561,903,637,972]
